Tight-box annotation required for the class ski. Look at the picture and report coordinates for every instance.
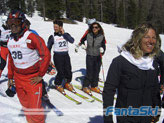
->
[52,86,82,105]
[74,85,103,103]
[99,80,104,84]
[64,93,82,105]
[98,84,104,88]
[66,89,94,102]
[42,98,64,116]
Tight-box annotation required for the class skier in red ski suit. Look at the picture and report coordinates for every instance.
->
[7,10,50,123]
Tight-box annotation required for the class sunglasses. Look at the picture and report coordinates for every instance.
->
[92,26,99,29]
[7,19,22,26]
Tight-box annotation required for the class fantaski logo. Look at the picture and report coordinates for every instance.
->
[105,106,159,116]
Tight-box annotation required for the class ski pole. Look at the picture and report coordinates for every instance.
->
[100,54,105,82]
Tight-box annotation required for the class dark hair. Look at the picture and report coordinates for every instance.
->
[53,20,63,27]
[88,22,104,35]
[24,19,31,26]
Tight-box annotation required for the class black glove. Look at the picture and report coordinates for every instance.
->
[5,85,16,97]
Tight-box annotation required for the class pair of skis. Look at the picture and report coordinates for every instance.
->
[43,83,103,116]
[49,85,103,106]
[42,85,96,116]
[67,89,95,103]
[52,85,95,105]
[42,85,103,116]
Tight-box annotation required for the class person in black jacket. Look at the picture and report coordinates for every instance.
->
[154,50,164,110]
[154,50,164,92]
[103,23,161,123]
[47,20,75,94]
[78,22,106,94]
[154,33,164,110]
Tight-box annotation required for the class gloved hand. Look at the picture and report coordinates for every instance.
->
[6,85,16,97]
[100,47,104,53]
[81,44,87,50]
[6,79,16,97]
[75,44,79,53]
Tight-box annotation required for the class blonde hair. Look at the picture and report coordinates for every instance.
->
[122,23,161,59]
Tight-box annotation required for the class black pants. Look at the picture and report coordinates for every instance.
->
[83,55,101,88]
[53,53,72,85]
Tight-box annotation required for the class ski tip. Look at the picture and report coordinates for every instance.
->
[76,102,82,105]
[90,99,95,103]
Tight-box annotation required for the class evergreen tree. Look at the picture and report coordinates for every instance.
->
[26,0,35,17]
[3,0,164,34]
[65,0,84,21]
[36,0,65,20]
[137,0,148,25]
[36,0,44,17]
[83,0,101,21]
[117,0,126,27]
[7,0,26,12]
[103,0,116,23]
[127,0,138,29]
[147,0,162,33]
[45,0,65,20]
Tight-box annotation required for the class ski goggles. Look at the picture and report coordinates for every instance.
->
[7,18,22,26]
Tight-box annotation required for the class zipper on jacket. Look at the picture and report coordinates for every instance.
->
[92,35,95,47]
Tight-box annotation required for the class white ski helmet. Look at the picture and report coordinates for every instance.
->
[87,18,96,26]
